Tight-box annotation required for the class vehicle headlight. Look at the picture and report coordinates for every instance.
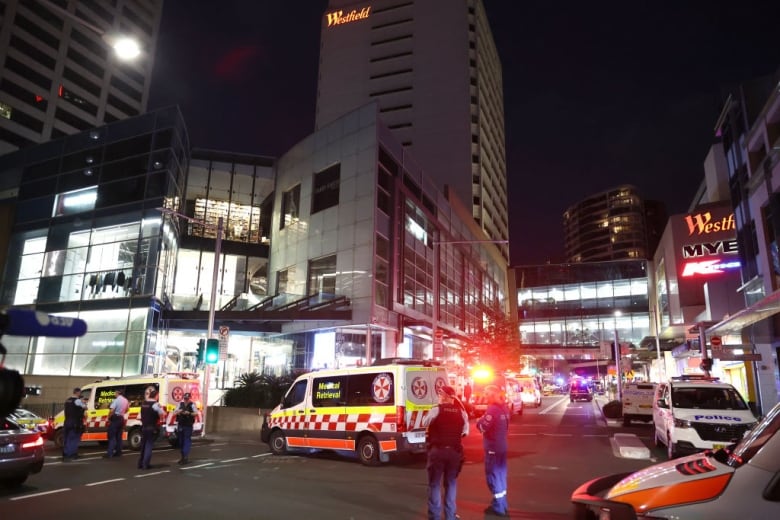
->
[673,417,692,428]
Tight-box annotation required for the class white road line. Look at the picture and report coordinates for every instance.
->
[180,462,214,470]
[10,488,71,501]
[541,433,573,437]
[538,397,568,415]
[86,478,126,487]
[134,470,170,477]
[251,453,272,458]
[222,457,248,463]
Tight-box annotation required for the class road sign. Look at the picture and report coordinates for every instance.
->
[433,329,443,357]
[710,336,722,351]
[218,326,229,361]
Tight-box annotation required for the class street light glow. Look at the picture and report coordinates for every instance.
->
[112,36,141,60]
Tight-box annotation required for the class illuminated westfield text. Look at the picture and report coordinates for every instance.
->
[326,7,371,27]
[684,212,735,236]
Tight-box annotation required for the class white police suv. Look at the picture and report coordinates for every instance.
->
[652,375,758,459]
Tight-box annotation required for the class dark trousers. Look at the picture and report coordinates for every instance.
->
[137,427,156,469]
[427,446,462,520]
[106,416,124,456]
[178,425,193,459]
[63,424,81,458]
[484,449,508,514]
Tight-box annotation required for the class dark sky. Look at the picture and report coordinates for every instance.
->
[148,1,780,266]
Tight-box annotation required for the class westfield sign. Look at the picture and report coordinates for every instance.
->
[680,211,739,278]
[326,7,371,27]
[684,211,735,236]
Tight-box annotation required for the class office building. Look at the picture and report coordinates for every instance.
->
[563,185,666,263]
[316,0,509,260]
[0,0,161,155]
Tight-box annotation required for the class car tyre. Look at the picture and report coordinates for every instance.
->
[357,435,381,466]
[127,427,143,451]
[54,428,64,448]
[1,475,28,488]
[269,429,287,456]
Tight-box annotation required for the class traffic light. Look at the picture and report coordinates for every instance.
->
[196,339,205,364]
[205,338,219,364]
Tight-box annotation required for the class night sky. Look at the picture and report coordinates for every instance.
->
[148,0,780,266]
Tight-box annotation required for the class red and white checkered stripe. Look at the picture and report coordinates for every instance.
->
[270,409,432,433]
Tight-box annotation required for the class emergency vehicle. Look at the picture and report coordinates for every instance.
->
[467,366,523,416]
[572,400,780,519]
[52,373,203,450]
[260,359,447,466]
[652,375,757,459]
[621,382,656,426]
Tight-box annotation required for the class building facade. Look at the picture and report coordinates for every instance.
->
[563,184,666,263]
[0,0,161,154]
[316,0,509,260]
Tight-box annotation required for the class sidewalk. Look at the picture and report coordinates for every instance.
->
[593,395,651,459]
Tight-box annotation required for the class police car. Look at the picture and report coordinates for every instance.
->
[652,375,757,459]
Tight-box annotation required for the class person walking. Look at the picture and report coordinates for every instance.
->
[62,387,87,461]
[105,387,129,458]
[476,384,511,517]
[172,392,196,464]
[137,387,164,470]
[423,385,469,520]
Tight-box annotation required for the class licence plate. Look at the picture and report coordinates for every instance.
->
[713,444,726,450]
[407,431,426,443]
[0,444,16,454]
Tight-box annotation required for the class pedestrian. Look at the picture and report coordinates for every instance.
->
[105,387,129,458]
[423,385,469,520]
[463,382,472,403]
[137,387,164,470]
[63,387,87,461]
[173,392,196,464]
[476,384,510,517]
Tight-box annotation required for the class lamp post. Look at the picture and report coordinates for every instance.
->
[158,207,223,436]
[36,0,141,60]
[613,310,623,403]
[649,306,664,382]
[431,239,508,361]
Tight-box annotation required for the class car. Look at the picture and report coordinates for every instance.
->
[621,382,656,426]
[516,376,542,408]
[652,375,757,459]
[569,379,593,402]
[572,400,780,519]
[0,416,45,488]
[9,408,53,438]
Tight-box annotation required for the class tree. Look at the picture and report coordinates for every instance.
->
[461,304,521,373]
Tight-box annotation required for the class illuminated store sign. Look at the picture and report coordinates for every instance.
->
[684,211,735,236]
[326,6,371,27]
[681,260,741,277]
[681,239,738,258]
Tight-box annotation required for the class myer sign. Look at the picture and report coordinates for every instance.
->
[326,6,371,27]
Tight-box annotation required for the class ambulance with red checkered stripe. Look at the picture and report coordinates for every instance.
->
[52,373,203,450]
[261,359,448,465]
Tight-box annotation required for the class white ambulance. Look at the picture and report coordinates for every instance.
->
[260,359,448,466]
[572,400,780,519]
[53,373,203,450]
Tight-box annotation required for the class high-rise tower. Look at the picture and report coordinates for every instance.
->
[0,0,161,155]
[316,0,509,260]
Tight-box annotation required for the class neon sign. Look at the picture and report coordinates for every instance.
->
[684,211,735,236]
[326,7,371,27]
[681,239,738,258]
[680,260,741,277]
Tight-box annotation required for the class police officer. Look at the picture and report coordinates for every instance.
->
[423,385,469,520]
[137,387,164,470]
[105,387,129,458]
[63,387,87,461]
[476,384,510,517]
[173,392,196,464]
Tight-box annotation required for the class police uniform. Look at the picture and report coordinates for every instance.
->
[137,389,164,469]
[106,390,129,458]
[424,386,469,520]
[174,393,196,464]
[476,394,510,516]
[63,388,87,460]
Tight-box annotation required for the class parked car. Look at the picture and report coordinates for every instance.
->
[9,408,53,438]
[572,400,780,519]
[516,376,542,407]
[0,416,45,488]
[569,379,593,402]
[621,382,656,426]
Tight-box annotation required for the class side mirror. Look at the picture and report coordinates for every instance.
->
[656,398,667,409]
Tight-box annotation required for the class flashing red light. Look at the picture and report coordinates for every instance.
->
[472,365,494,383]
[58,84,63,97]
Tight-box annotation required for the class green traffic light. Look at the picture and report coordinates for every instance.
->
[205,338,219,364]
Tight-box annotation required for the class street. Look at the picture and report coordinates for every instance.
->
[1,396,663,519]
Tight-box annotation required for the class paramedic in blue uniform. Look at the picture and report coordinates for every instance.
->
[137,387,164,470]
[423,385,469,520]
[476,384,510,517]
[105,387,129,458]
[62,387,87,461]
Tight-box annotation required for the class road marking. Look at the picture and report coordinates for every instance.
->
[180,462,214,470]
[541,433,573,437]
[135,470,170,477]
[538,397,567,415]
[252,453,272,458]
[533,465,560,470]
[86,478,126,486]
[222,457,247,463]
[10,488,71,501]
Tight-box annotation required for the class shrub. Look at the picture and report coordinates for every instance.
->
[223,372,297,408]
[602,400,623,419]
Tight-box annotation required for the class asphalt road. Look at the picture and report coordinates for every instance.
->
[1,396,663,519]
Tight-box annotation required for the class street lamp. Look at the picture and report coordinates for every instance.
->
[158,207,223,436]
[36,0,141,60]
[613,310,623,403]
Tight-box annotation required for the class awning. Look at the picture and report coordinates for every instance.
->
[706,288,780,335]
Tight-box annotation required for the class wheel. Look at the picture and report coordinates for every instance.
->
[623,416,631,427]
[168,438,180,448]
[269,429,287,456]
[54,428,64,448]
[1,475,28,488]
[128,427,143,451]
[357,435,380,466]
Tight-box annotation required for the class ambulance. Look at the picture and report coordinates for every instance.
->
[52,373,203,450]
[571,400,780,519]
[260,359,447,466]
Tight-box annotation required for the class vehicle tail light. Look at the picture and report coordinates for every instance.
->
[22,435,44,450]
[395,405,406,433]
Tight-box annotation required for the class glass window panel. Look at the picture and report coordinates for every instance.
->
[71,354,125,376]
[19,253,44,278]
[13,279,39,305]
[32,354,73,375]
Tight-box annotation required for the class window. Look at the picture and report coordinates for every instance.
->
[280,184,300,229]
[311,164,340,214]
[311,376,347,407]
[308,255,337,296]
[277,267,293,294]
[282,379,307,409]
[346,373,395,406]
[53,186,97,217]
